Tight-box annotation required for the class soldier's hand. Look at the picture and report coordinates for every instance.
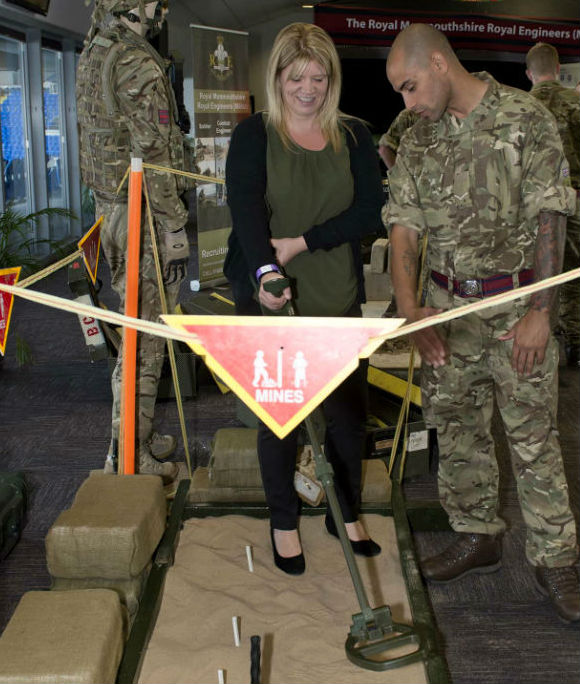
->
[404,306,447,367]
[163,228,189,285]
[499,308,550,376]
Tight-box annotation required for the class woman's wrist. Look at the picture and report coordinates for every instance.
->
[255,263,280,282]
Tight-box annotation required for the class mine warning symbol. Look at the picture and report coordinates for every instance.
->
[0,267,21,356]
[253,348,308,387]
[162,314,405,438]
[78,215,103,285]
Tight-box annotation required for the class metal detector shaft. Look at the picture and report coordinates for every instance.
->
[303,413,375,623]
[262,277,374,620]
[262,276,424,671]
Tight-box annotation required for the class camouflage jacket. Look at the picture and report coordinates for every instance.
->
[378,109,420,153]
[530,80,580,190]
[76,18,188,234]
[384,72,576,280]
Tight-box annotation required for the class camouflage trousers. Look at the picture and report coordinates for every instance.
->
[558,205,580,346]
[95,196,185,449]
[422,280,578,568]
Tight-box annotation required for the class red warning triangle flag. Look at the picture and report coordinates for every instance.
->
[77,216,103,285]
[162,315,404,438]
[0,267,22,356]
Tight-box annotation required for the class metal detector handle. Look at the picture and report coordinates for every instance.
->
[261,276,295,316]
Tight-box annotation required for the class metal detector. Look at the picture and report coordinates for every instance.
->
[262,277,425,671]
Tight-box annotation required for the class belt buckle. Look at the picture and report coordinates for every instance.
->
[459,279,482,297]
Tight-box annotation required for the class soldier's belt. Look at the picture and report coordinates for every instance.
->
[431,268,534,298]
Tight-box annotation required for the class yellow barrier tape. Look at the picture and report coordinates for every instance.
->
[1,267,578,350]
[390,231,429,479]
[17,249,83,289]
[0,282,201,346]
[375,267,580,343]
[115,162,224,198]
[142,163,225,185]
[115,165,130,197]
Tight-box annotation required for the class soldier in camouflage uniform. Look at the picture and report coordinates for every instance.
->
[384,24,580,623]
[378,108,419,170]
[526,42,580,366]
[76,0,190,484]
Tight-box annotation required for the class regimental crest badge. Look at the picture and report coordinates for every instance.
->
[209,35,233,81]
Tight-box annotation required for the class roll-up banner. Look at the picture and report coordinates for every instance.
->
[190,25,250,288]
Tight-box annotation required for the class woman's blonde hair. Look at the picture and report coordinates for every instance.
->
[265,23,349,151]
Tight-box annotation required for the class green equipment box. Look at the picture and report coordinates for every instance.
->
[0,471,26,562]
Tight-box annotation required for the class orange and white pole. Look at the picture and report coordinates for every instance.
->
[121,158,143,475]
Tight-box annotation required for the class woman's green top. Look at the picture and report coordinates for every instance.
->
[265,121,358,316]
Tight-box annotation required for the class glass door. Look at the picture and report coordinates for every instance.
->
[42,46,69,238]
[0,35,32,217]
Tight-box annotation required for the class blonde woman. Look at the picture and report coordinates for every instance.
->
[224,23,384,575]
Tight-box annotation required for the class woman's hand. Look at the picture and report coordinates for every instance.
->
[270,236,307,267]
[258,272,292,310]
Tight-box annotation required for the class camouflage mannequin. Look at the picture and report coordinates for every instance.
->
[76,0,189,484]
[526,42,580,366]
[385,25,579,623]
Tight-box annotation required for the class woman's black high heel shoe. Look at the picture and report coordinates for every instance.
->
[325,515,381,557]
[270,527,305,575]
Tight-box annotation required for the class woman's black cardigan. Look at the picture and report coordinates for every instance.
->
[223,112,385,307]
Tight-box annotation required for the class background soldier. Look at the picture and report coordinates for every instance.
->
[385,24,579,623]
[526,42,580,366]
[76,0,190,484]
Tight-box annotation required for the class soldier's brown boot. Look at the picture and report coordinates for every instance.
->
[138,446,178,486]
[421,533,502,582]
[535,566,580,623]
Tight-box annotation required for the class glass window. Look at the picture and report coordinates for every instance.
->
[0,35,31,216]
[42,47,69,236]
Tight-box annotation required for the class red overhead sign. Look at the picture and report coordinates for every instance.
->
[315,4,580,56]
[162,315,404,438]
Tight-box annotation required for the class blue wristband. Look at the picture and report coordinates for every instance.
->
[255,264,280,282]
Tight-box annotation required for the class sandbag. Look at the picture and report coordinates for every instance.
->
[0,589,125,684]
[208,428,261,488]
[46,473,166,580]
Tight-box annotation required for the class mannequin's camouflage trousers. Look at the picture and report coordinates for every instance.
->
[96,197,185,450]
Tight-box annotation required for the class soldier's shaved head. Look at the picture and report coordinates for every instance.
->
[386,23,487,122]
[388,23,458,73]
